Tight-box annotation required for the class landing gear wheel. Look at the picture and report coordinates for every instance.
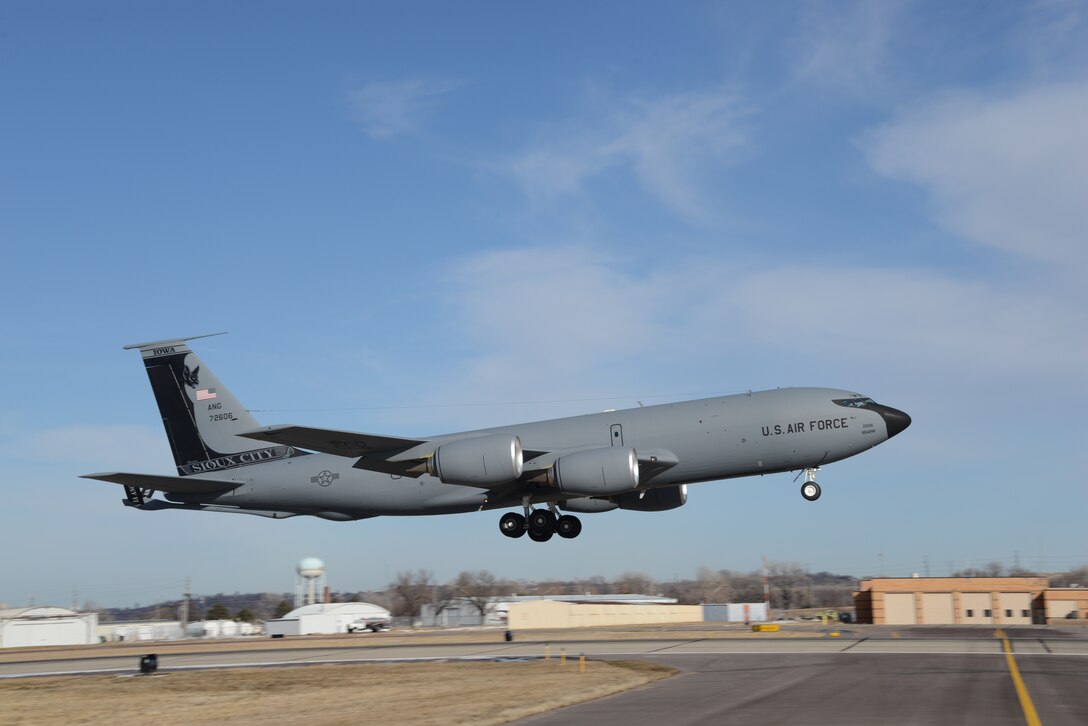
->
[528,528,554,542]
[556,515,582,539]
[499,512,526,538]
[528,509,556,535]
[801,481,821,501]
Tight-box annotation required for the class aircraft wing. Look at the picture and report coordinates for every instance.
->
[240,425,428,476]
[241,425,679,484]
[240,425,423,457]
[81,472,243,494]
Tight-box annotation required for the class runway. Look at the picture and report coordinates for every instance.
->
[3,627,1087,724]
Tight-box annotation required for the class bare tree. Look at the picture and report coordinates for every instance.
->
[429,584,458,623]
[695,567,731,603]
[1050,566,1088,588]
[727,572,766,603]
[612,572,655,595]
[454,570,505,619]
[767,562,809,609]
[389,569,435,618]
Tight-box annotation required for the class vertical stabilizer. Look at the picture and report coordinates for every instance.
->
[125,334,300,475]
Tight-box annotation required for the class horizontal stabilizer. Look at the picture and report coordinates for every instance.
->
[80,472,243,494]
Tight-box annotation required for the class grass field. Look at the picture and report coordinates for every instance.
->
[0,623,832,664]
[0,659,674,725]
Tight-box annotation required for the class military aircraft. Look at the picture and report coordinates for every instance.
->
[83,334,910,542]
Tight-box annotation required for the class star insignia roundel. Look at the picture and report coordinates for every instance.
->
[310,470,340,487]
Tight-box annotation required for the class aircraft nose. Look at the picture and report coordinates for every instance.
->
[876,405,911,439]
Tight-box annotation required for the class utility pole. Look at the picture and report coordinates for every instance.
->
[762,555,771,614]
[180,576,191,629]
[923,556,930,577]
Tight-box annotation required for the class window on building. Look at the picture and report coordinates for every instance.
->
[1005,609,1012,617]
[1021,610,1029,617]
[984,609,992,617]
[966,609,974,617]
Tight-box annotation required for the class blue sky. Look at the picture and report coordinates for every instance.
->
[2,1,1086,608]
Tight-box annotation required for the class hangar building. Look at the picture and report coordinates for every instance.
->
[0,607,99,648]
[855,577,1050,625]
[1044,588,1088,622]
[265,602,391,636]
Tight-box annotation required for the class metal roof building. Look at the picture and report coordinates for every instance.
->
[0,607,98,648]
[265,602,391,636]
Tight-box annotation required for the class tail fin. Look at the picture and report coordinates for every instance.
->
[125,334,299,475]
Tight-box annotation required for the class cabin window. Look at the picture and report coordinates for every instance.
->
[833,398,875,408]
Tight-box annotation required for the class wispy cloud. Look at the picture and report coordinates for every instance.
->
[790,0,906,95]
[1019,0,1088,74]
[863,83,1088,271]
[4,425,172,472]
[422,244,1087,431]
[347,77,463,139]
[505,87,748,222]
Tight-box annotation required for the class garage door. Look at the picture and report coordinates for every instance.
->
[999,593,1032,624]
[4,619,87,647]
[961,593,993,623]
[884,593,916,624]
[1047,600,1076,620]
[921,593,954,624]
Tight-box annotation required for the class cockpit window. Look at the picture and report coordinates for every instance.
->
[834,397,875,408]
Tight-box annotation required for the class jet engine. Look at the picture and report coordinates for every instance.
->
[548,447,639,496]
[427,434,523,486]
[616,484,688,511]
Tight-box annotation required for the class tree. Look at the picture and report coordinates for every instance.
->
[612,572,655,595]
[273,600,293,618]
[206,603,230,620]
[428,584,458,624]
[767,562,809,610]
[454,570,505,619]
[389,569,435,618]
[235,608,254,623]
[694,567,731,604]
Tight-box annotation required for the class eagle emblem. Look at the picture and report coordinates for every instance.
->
[183,365,200,388]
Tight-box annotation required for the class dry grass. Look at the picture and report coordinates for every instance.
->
[0,624,827,664]
[0,659,674,725]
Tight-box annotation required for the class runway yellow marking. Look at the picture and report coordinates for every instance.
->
[997,630,1042,726]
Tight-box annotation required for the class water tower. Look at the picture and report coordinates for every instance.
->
[294,557,327,608]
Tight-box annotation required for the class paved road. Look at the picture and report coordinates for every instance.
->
[520,652,1088,725]
[3,631,1086,724]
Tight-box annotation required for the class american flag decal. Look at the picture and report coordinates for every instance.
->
[196,388,217,401]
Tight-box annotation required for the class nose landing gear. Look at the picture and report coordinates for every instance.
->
[800,467,821,501]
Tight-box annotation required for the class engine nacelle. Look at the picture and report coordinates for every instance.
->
[616,484,688,512]
[549,447,639,496]
[560,497,619,513]
[427,434,523,486]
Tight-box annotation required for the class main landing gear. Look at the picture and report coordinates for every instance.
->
[800,467,822,501]
[499,500,582,541]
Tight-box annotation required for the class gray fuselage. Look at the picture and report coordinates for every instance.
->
[173,387,897,519]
